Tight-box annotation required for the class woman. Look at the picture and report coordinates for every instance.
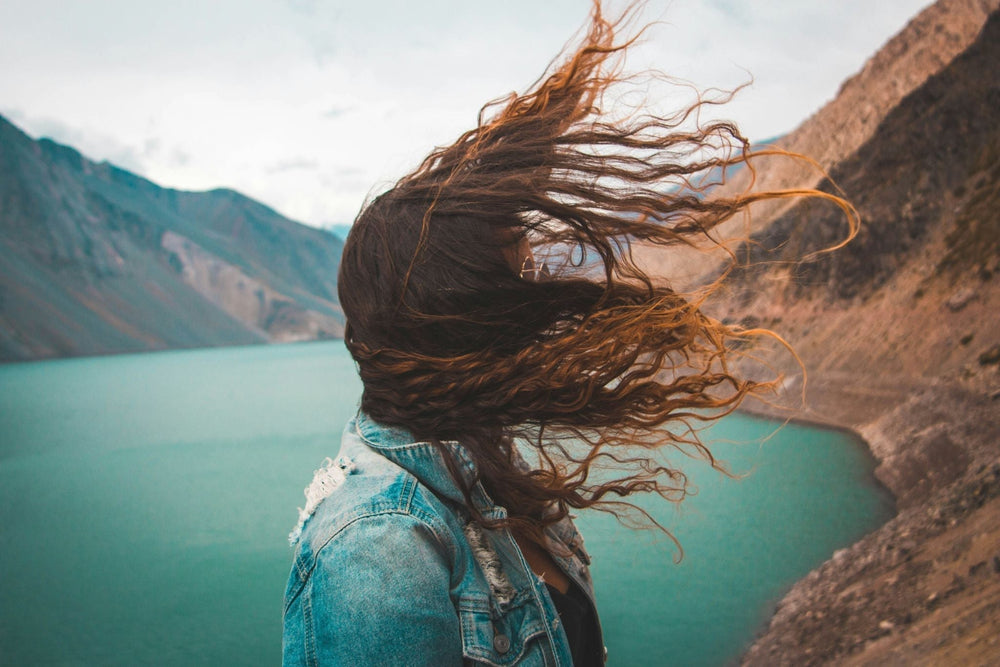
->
[283,2,854,665]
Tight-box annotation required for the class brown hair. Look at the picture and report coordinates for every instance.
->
[337,1,856,550]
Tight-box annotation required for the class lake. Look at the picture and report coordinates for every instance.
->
[0,341,894,665]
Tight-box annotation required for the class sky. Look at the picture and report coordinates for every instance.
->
[1,0,932,228]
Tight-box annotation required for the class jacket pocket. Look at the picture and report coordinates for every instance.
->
[458,593,550,667]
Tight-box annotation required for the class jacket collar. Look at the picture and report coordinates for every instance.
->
[353,410,503,519]
[352,412,594,579]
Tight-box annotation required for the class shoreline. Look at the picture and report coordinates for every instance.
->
[738,377,1000,664]
[735,400,877,447]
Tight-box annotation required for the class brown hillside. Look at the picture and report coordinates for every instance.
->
[747,0,999,194]
[727,8,1000,666]
[635,0,999,287]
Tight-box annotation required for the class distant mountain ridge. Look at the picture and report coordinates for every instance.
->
[0,115,344,362]
[323,223,354,241]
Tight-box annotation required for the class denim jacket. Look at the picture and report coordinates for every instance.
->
[282,412,604,666]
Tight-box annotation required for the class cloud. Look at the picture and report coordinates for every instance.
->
[0,0,933,227]
[286,0,319,16]
[168,148,192,168]
[266,158,320,174]
[3,110,148,174]
[322,106,354,119]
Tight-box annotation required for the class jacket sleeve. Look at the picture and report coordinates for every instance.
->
[282,511,463,667]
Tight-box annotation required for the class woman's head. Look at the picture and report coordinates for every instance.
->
[339,187,534,362]
[337,1,855,542]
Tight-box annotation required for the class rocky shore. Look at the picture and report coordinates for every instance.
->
[739,377,1000,665]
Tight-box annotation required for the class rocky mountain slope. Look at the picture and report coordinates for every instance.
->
[733,0,999,209]
[703,6,1000,665]
[0,115,344,362]
[635,0,1000,288]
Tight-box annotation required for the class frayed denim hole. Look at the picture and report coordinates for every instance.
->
[288,456,357,546]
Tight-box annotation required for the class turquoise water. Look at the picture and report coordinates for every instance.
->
[0,342,894,665]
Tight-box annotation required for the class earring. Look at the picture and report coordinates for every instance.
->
[519,256,550,281]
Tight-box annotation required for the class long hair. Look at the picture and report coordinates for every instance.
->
[337,1,856,549]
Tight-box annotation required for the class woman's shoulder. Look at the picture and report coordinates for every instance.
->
[287,417,464,571]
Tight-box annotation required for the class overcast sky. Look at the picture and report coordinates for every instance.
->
[1,0,931,227]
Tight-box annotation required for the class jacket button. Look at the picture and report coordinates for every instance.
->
[493,634,511,654]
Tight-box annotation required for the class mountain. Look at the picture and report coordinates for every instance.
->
[635,0,1000,288]
[323,223,354,241]
[723,3,1000,351]
[704,6,1000,665]
[725,0,999,226]
[0,115,345,362]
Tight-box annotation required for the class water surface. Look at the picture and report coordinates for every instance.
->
[0,342,893,665]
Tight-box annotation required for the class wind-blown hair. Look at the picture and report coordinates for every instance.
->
[337,1,856,549]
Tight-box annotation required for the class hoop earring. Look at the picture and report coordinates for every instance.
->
[519,256,550,281]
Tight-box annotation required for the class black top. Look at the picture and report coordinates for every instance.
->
[545,581,603,666]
